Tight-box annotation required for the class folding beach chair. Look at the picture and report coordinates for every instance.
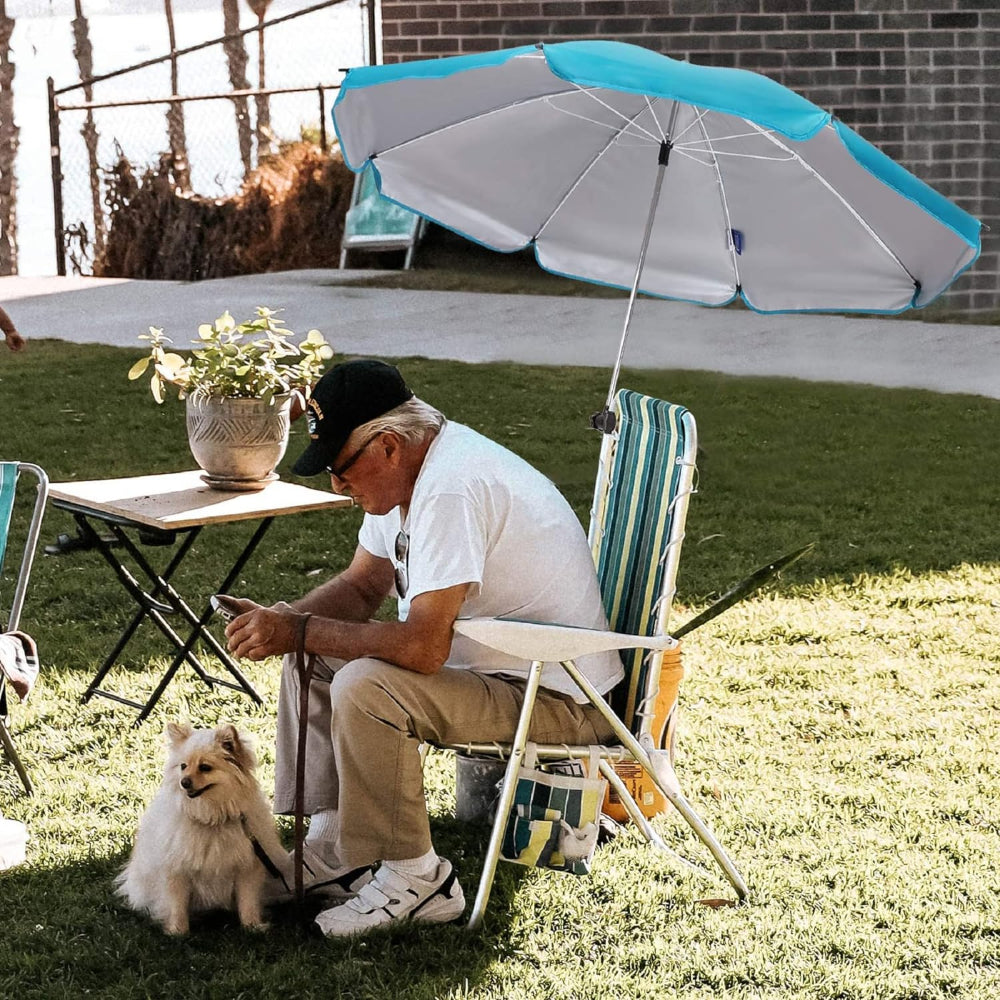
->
[0,462,49,794]
[339,165,426,269]
[449,390,748,928]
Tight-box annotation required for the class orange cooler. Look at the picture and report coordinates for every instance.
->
[602,644,683,822]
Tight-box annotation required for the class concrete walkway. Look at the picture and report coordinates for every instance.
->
[2,270,998,399]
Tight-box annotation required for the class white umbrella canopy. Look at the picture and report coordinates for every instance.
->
[332,41,981,411]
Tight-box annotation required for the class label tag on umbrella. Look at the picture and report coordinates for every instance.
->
[730,229,744,255]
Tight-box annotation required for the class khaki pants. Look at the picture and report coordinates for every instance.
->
[274,655,614,868]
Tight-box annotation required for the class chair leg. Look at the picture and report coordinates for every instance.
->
[561,660,748,901]
[598,759,711,883]
[0,720,32,795]
[657,776,747,899]
[466,659,545,931]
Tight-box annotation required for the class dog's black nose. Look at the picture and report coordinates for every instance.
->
[181,776,192,790]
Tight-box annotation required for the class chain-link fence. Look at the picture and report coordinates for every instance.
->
[49,0,370,275]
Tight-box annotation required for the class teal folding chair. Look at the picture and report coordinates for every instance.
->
[0,462,49,794]
[450,390,747,928]
[339,164,427,269]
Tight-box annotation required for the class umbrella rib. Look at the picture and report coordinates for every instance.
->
[564,83,663,143]
[745,120,918,285]
[644,95,667,142]
[532,102,653,243]
[370,87,586,158]
[676,112,800,161]
[692,111,743,296]
[678,148,797,162]
[671,106,709,144]
[677,124,784,147]
[540,100,659,144]
[672,149,722,168]
[370,85,656,161]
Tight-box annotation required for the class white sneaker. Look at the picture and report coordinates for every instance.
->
[314,857,465,937]
[261,843,374,905]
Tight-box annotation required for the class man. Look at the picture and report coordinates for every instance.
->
[225,359,622,937]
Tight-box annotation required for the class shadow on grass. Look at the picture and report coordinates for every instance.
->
[0,817,525,1000]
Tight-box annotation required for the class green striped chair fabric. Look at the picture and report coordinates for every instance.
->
[590,391,695,735]
[0,461,49,795]
[0,463,17,581]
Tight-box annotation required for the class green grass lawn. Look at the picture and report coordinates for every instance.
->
[0,341,998,999]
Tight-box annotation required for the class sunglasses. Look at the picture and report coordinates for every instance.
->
[325,433,380,481]
[394,529,408,598]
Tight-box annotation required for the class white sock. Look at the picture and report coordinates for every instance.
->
[383,847,438,879]
[305,809,340,866]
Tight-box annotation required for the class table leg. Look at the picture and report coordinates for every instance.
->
[74,512,273,722]
[81,517,209,704]
[132,518,275,723]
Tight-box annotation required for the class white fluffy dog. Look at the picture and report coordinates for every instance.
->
[116,722,286,935]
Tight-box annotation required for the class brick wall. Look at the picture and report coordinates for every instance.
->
[379,0,998,313]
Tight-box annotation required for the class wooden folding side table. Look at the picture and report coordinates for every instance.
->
[48,471,352,724]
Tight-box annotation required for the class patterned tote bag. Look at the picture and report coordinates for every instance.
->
[500,744,607,875]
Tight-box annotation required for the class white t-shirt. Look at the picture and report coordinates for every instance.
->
[357,420,623,702]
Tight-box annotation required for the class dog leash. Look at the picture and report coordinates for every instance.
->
[242,817,287,884]
[293,612,315,910]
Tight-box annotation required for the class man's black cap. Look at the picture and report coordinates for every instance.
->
[292,360,414,477]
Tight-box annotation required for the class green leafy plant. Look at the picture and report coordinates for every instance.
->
[127,306,333,403]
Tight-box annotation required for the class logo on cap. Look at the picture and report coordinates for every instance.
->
[306,397,324,440]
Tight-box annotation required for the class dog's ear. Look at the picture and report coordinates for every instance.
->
[215,724,256,772]
[166,721,193,745]
[215,724,240,754]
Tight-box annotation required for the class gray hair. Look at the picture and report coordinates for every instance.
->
[355,396,444,445]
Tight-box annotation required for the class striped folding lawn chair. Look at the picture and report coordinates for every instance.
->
[451,389,747,928]
[0,462,49,794]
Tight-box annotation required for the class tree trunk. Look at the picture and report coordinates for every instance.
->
[0,1,18,275]
[72,0,105,261]
[163,0,191,191]
[221,0,252,178]
[245,0,272,159]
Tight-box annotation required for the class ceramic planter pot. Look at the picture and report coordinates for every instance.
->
[186,394,292,491]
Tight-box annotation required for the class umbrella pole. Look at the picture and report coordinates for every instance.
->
[592,109,678,434]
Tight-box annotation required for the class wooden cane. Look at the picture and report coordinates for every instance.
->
[292,612,314,909]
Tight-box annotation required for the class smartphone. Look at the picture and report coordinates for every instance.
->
[210,594,243,622]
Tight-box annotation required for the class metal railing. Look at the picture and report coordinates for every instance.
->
[47,81,343,276]
[46,0,378,276]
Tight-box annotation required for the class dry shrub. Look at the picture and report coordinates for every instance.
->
[94,141,355,280]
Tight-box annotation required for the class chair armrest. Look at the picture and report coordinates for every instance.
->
[453,616,675,663]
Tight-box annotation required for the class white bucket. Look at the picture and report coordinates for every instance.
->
[454,754,507,825]
[0,817,28,869]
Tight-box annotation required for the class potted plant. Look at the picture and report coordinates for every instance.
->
[128,306,333,491]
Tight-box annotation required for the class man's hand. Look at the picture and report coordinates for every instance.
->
[225,599,301,661]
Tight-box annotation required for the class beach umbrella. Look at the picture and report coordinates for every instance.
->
[332,41,981,427]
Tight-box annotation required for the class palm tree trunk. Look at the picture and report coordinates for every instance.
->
[222,0,252,178]
[163,0,191,190]
[245,0,272,158]
[0,0,18,275]
[72,0,105,260]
